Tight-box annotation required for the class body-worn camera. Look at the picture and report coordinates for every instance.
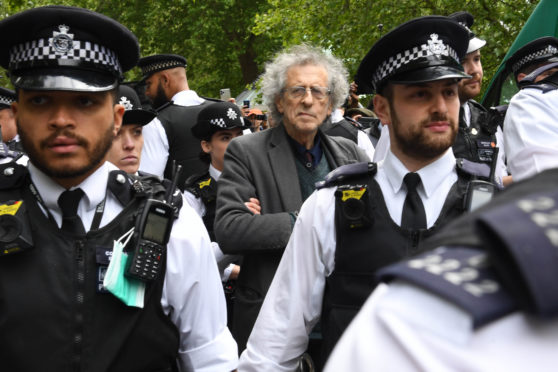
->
[0,199,34,256]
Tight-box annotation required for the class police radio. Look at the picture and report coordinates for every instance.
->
[125,165,181,281]
[465,180,496,212]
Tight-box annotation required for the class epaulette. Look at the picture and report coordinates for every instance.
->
[521,83,558,93]
[107,170,134,206]
[184,172,212,198]
[520,68,558,93]
[316,162,376,190]
[456,158,491,180]
[476,189,558,318]
[378,246,518,329]
[155,101,173,113]
[0,161,28,190]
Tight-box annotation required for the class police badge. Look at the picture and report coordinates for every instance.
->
[50,24,74,54]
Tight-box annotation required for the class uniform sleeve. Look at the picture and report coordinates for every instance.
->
[183,190,205,218]
[504,89,558,182]
[238,188,337,372]
[139,117,169,178]
[214,138,294,254]
[161,202,238,371]
[356,130,375,161]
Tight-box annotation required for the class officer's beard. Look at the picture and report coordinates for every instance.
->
[150,82,169,110]
[390,107,457,162]
[18,121,115,180]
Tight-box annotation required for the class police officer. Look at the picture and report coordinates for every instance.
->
[107,85,156,174]
[138,54,216,189]
[184,101,249,281]
[0,87,18,148]
[372,13,508,187]
[503,37,558,182]
[0,86,26,164]
[238,16,489,371]
[324,165,558,372]
[0,6,237,371]
[449,11,509,187]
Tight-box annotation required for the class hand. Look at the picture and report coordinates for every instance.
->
[348,81,360,108]
[244,197,261,214]
[229,265,240,280]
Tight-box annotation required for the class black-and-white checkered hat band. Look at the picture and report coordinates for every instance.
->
[140,61,185,76]
[0,94,14,106]
[512,45,558,73]
[9,38,121,75]
[372,34,459,84]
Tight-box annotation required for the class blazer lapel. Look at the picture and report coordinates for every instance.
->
[268,125,303,210]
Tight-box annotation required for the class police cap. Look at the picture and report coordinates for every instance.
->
[448,11,486,54]
[355,16,470,94]
[137,54,187,78]
[191,101,250,140]
[505,36,558,76]
[0,6,139,92]
[0,87,15,109]
[118,85,156,126]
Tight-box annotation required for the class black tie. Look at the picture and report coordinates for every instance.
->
[57,188,86,235]
[401,173,427,229]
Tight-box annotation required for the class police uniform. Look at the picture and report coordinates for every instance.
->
[0,6,237,371]
[325,109,375,160]
[324,167,558,372]
[503,37,558,182]
[183,101,249,280]
[374,12,509,186]
[138,54,216,188]
[238,16,475,371]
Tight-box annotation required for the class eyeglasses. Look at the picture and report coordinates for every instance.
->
[282,86,331,100]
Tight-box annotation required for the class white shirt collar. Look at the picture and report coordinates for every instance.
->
[384,148,456,198]
[209,164,221,181]
[28,161,116,214]
[171,90,205,106]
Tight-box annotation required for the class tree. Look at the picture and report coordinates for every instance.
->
[0,0,540,100]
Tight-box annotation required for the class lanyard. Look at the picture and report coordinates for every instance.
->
[28,181,107,232]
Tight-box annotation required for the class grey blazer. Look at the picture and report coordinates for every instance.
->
[214,123,369,351]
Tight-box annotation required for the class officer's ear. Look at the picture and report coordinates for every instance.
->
[200,139,212,155]
[373,93,391,125]
[113,102,124,136]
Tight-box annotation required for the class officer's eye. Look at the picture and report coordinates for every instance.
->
[77,96,96,107]
[28,95,48,105]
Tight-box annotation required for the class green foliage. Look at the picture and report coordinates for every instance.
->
[0,0,540,100]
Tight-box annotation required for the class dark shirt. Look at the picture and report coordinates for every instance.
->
[288,134,323,170]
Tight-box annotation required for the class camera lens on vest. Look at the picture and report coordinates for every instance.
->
[0,214,21,243]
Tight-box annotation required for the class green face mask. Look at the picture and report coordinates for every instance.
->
[103,228,146,308]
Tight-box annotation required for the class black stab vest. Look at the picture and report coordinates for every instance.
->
[320,172,470,359]
[157,101,211,189]
[0,167,179,372]
[452,100,499,166]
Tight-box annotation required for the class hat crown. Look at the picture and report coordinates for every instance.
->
[355,16,469,93]
[0,5,139,91]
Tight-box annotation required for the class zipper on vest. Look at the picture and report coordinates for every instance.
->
[73,240,85,372]
[410,231,421,249]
